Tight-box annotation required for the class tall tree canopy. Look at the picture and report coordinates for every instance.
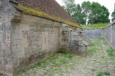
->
[63,1,110,25]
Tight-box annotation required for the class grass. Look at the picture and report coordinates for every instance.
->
[97,71,104,76]
[18,50,84,76]
[82,23,108,28]
[0,73,5,76]
[17,39,114,76]
[88,39,104,55]
[96,71,110,76]
[107,48,115,57]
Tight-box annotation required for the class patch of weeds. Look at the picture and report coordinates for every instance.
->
[103,71,110,75]
[96,71,111,76]
[97,71,104,76]
[18,50,77,76]
[88,47,97,54]
[0,73,5,76]
[107,48,115,57]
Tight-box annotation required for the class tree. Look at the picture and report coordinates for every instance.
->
[82,1,92,25]
[63,0,85,24]
[112,11,115,21]
[63,1,110,25]
[90,2,110,23]
[73,4,85,24]
[63,0,76,16]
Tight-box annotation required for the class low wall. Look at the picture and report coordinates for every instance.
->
[83,28,104,39]
[83,21,115,49]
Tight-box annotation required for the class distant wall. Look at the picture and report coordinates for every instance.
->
[104,22,115,49]
[83,22,115,49]
[83,28,104,39]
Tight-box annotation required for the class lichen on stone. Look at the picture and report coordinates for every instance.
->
[18,4,81,28]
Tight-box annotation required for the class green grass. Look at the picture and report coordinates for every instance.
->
[0,73,5,76]
[88,47,97,54]
[107,48,115,57]
[96,71,110,76]
[88,39,104,55]
[18,50,83,76]
[97,71,104,76]
[82,23,108,28]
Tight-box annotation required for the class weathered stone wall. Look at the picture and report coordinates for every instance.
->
[0,0,15,76]
[104,22,115,49]
[61,24,89,56]
[11,14,61,74]
[0,1,61,74]
[0,1,89,76]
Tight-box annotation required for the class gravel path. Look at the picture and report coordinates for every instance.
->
[69,39,115,76]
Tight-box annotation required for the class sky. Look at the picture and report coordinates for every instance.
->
[55,0,115,19]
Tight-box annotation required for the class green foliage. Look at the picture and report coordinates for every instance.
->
[103,71,111,75]
[90,2,110,23]
[88,47,96,55]
[96,71,110,76]
[97,71,104,76]
[63,1,110,25]
[63,0,85,24]
[0,73,5,76]
[82,23,108,28]
[107,48,115,57]
[112,11,115,21]
[73,4,85,24]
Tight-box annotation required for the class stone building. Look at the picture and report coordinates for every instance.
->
[0,0,89,76]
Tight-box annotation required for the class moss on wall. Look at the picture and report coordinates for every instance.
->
[18,4,81,28]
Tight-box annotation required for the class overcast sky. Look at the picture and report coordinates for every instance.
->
[55,0,115,19]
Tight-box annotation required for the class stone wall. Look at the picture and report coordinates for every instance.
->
[0,0,15,76]
[0,1,88,76]
[61,24,89,56]
[82,22,115,49]
[104,22,115,49]
[83,28,104,39]
[11,14,61,75]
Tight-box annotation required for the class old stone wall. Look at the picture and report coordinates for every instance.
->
[61,24,89,56]
[104,22,115,49]
[0,1,88,76]
[11,14,61,74]
[0,0,15,76]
